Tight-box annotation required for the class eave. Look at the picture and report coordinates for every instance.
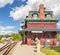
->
[23,28,60,32]
[25,19,58,22]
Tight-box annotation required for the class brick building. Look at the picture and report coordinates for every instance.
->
[21,4,60,46]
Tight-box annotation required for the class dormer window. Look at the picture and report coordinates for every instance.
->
[46,15,51,20]
[33,14,38,19]
[45,11,55,20]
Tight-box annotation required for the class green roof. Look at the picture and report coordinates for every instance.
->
[29,11,53,15]
[45,11,53,15]
[29,11,39,14]
[25,19,58,22]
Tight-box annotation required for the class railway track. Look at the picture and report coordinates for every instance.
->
[0,41,17,55]
[0,41,11,52]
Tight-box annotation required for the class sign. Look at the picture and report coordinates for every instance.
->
[31,31,43,33]
[27,23,56,28]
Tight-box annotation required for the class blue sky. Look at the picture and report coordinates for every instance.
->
[0,0,60,35]
[0,0,27,35]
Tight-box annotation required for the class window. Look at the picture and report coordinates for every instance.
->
[33,14,38,19]
[46,35,50,39]
[46,15,51,20]
[46,33,51,39]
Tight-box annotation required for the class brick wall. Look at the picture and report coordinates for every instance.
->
[26,32,57,46]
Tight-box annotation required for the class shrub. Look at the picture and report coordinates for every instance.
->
[57,34,60,41]
[11,33,22,41]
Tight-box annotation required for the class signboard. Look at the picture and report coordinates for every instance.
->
[31,31,43,33]
[27,23,56,28]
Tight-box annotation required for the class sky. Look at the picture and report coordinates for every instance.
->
[0,0,60,35]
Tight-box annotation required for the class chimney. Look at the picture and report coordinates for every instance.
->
[39,4,45,20]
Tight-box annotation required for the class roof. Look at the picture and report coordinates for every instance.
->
[23,28,60,31]
[25,19,58,22]
[29,11,39,14]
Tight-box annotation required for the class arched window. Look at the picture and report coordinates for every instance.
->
[33,14,38,19]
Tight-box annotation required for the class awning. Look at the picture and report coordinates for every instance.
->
[23,28,60,31]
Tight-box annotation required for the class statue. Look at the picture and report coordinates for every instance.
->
[35,38,40,54]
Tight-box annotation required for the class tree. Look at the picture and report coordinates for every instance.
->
[18,30,24,36]
[4,34,10,38]
[11,33,22,41]
[57,33,60,41]
[0,35,3,40]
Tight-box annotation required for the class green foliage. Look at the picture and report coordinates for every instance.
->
[0,40,5,43]
[56,33,60,41]
[4,34,10,38]
[11,33,22,41]
[41,46,60,55]
[0,35,3,40]
[18,30,24,36]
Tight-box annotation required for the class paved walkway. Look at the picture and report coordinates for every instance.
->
[12,42,45,55]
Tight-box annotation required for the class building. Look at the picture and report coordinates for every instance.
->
[21,4,60,46]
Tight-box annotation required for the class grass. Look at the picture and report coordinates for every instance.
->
[0,40,5,43]
[41,46,60,55]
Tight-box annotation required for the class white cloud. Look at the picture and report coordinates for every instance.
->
[0,30,16,35]
[57,23,60,26]
[53,4,60,19]
[10,0,60,20]
[6,26,15,30]
[57,22,60,29]
[20,23,24,26]
[10,5,32,20]
[0,26,16,35]
[10,0,60,29]
[0,26,5,30]
[20,28,23,31]
[0,0,14,8]
[0,26,15,30]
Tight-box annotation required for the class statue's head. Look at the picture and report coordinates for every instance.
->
[35,38,39,41]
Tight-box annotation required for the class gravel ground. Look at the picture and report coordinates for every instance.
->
[12,42,45,55]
